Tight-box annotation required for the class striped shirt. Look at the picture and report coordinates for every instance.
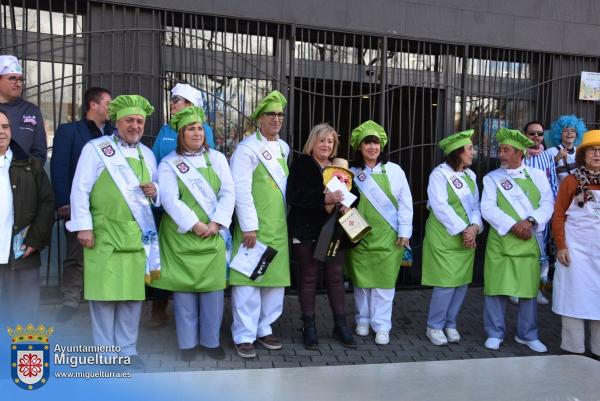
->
[524,151,559,199]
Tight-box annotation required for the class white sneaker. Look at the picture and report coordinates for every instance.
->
[484,337,503,350]
[536,291,549,305]
[426,327,448,346]
[443,328,461,343]
[508,296,519,305]
[375,331,390,345]
[355,323,369,337]
[514,336,548,353]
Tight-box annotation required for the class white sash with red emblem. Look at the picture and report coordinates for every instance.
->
[91,136,160,277]
[488,167,546,255]
[351,165,399,234]
[163,151,232,261]
[437,163,479,225]
[238,132,287,200]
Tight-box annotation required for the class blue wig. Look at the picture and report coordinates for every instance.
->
[546,115,586,148]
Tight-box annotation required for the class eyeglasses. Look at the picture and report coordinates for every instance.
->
[2,75,25,85]
[526,131,544,137]
[170,95,185,103]
[585,147,600,155]
[263,112,285,120]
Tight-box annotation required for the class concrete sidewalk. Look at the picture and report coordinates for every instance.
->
[36,286,570,373]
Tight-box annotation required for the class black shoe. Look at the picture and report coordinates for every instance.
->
[56,305,77,322]
[301,314,319,350]
[201,345,226,360]
[128,355,146,370]
[333,314,357,349]
[180,347,197,362]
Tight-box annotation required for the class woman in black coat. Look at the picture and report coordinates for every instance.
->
[287,123,357,350]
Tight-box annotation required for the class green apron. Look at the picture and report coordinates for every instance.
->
[484,173,541,298]
[421,173,476,287]
[229,144,290,287]
[150,157,226,293]
[346,166,404,289]
[84,156,149,301]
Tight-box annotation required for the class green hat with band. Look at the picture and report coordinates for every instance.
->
[109,94,154,121]
[438,129,474,155]
[170,106,205,132]
[350,120,388,150]
[495,128,533,151]
[250,90,287,120]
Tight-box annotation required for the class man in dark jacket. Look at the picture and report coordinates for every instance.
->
[0,55,47,163]
[0,110,55,326]
[50,87,112,322]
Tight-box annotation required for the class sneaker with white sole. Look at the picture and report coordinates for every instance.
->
[443,328,461,343]
[514,336,548,353]
[426,327,448,346]
[536,291,549,305]
[375,331,390,345]
[355,323,369,337]
[484,337,503,350]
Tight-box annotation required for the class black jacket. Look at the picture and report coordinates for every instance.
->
[4,141,55,270]
[286,154,359,243]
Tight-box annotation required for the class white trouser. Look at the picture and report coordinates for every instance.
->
[561,316,600,356]
[354,287,395,332]
[89,300,142,356]
[231,286,285,344]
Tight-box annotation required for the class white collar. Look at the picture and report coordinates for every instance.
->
[0,148,13,168]
[504,164,526,176]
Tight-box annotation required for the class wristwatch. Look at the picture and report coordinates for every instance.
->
[526,216,537,226]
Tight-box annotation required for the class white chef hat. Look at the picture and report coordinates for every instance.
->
[0,55,23,76]
[171,83,204,108]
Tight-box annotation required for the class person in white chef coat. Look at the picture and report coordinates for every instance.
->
[552,129,600,359]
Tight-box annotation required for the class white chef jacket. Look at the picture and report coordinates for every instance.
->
[481,164,554,236]
[66,140,160,232]
[158,148,235,233]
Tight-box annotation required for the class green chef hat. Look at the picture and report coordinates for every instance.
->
[495,128,533,151]
[170,106,205,132]
[438,129,474,155]
[109,95,154,122]
[350,120,388,150]
[250,90,287,120]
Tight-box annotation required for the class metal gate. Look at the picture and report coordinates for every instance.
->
[2,0,599,287]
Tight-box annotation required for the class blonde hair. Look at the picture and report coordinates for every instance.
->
[303,123,339,158]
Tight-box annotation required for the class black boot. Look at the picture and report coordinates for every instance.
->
[301,314,319,350]
[333,314,356,349]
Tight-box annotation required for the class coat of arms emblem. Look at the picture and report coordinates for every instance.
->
[357,172,366,182]
[176,161,189,174]
[101,144,115,157]
[501,179,513,190]
[451,177,463,189]
[8,324,53,390]
[261,150,272,160]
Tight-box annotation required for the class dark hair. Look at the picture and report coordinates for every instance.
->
[0,109,9,123]
[84,87,111,112]
[445,146,466,172]
[176,122,208,155]
[350,135,388,168]
[523,120,544,134]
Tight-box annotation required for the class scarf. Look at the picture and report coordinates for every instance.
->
[527,144,545,157]
[573,166,600,207]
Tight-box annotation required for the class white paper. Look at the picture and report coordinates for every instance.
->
[326,176,357,208]
[229,240,268,277]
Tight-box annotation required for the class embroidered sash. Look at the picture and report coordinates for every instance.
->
[352,166,398,233]
[165,152,232,262]
[238,132,287,199]
[92,137,160,279]
[437,165,479,225]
